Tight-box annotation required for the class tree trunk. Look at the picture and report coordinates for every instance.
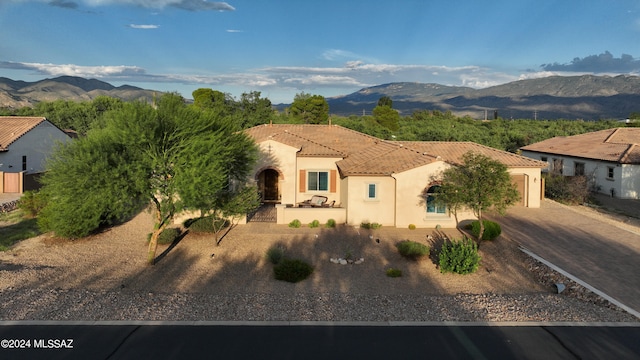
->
[147,228,160,265]
[477,213,485,244]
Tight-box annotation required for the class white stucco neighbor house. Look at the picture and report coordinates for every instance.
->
[244,124,546,228]
[520,127,640,200]
[0,116,71,193]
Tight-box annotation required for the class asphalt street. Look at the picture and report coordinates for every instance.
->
[1,323,639,360]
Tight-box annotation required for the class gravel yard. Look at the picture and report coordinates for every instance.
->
[0,206,637,322]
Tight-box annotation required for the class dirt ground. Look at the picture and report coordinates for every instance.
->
[0,210,548,297]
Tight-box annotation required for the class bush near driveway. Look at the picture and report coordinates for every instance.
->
[439,237,481,275]
[273,258,314,283]
[396,240,430,260]
[466,220,501,241]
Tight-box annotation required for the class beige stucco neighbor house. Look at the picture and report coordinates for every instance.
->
[520,127,640,200]
[0,116,71,193]
[245,124,546,228]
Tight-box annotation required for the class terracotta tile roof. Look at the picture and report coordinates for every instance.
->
[520,128,640,164]
[336,141,438,176]
[395,141,549,168]
[0,116,47,151]
[244,124,381,157]
[245,124,547,176]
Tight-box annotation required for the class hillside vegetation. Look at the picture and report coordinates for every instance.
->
[1,94,624,153]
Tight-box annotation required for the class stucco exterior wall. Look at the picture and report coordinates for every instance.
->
[343,175,396,227]
[521,150,638,200]
[621,164,640,199]
[276,204,347,225]
[296,156,342,205]
[507,167,543,208]
[392,161,459,228]
[0,121,70,174]
[253,140,298,204]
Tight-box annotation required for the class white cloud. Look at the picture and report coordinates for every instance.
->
[1,59,582,103]
[128,24,159,29]
[10,0,235,11]
[226,29,243,33]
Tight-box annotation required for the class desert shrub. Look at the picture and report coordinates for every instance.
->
[386,268,402,277]
[361,222,382,229]
[408,224,416,230]
[288,219,301,228]
[466,220,501,241]
[544,173,590,204]
[439,237,481,275]
[396,240,430,260]
[325,219,336,228]
[309,219,320,228]
[17,191,47,218]
[147,227,180,245]
[273,259,314,283]
[185,216,228,233]
[266,246,285,264]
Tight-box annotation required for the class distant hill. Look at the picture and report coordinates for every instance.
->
[0,76,159,108]
[322,75,640,120]
[3,74,640,120]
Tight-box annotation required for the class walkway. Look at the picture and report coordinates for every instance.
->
[494,199,640,317]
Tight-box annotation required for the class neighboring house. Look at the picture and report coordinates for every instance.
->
[245,124,546,228]
[520,127,640,200]
[0,116,71,193]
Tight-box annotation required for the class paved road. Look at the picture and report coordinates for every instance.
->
[494,199,640,317]
[0,323,638,360]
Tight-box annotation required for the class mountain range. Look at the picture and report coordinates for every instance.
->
[0,76,157,108]
[2,75,640,120]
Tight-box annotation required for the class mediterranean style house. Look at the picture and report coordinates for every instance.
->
[520,128,640,200]
[0,116,71,193]
[245,124,546,228]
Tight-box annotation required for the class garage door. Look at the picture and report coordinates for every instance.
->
[510,174,527,207]
[3,172,20,193]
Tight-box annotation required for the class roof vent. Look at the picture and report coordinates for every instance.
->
[436,156,442,160]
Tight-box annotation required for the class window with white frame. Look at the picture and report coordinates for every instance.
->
[425,185,446,214]
[307,171,329,191]
[607,166,615,180]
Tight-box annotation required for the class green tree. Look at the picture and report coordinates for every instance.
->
[289,92,329,124]
[377,96,393,108]
[237,91,274,128]
[372,104,400,131]
[437,152,520,241]
[192,88,236,115]
[38,93,257,264]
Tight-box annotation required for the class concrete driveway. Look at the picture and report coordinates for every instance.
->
[492,199,640,318]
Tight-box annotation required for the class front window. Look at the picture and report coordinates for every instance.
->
[574,162,585,176]
[426,185,446,214]
[552,158,563,174]
[367,183,377,199]
[607,167,615,180]
[308,171,328,191]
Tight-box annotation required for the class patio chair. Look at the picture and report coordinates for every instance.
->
[298,195,328,207]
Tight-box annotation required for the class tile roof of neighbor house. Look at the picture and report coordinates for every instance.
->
[245,124,547,176]
[520,128,640,164]
[0,116,47,151]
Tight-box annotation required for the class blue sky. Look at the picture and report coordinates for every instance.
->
[1,0,640,103]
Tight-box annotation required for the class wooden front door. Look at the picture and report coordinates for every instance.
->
[258,169,279,202]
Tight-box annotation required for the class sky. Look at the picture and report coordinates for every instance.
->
[1,0,640,104]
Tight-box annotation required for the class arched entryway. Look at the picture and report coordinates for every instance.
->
[257,168,281,203]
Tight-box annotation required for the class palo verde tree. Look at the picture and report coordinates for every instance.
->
[38,93,258,264]
[437,152,520,241]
